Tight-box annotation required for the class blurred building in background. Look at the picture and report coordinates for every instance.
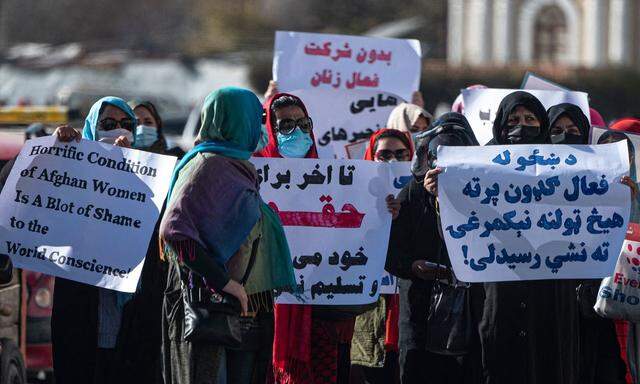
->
[448,0,637,68]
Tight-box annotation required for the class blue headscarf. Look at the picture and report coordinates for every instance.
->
[82,96,137,143]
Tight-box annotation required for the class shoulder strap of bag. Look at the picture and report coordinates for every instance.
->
[240,236,261,286]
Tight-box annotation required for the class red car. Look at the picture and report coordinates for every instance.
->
[0,108,72,383]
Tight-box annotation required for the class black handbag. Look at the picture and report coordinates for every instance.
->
[182,237,264,350]
[424,209,473,356]
[424,277,472,356]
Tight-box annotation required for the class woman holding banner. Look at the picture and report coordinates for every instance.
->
[386,112,482,384]
[259,92,360,384]
[350,128,413,384]
[159,87,296,384]
[548,103,628,384]
[423,91,581,384]
[50,97,148,384]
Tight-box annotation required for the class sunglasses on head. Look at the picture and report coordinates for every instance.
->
[276,117,313,135]
[375,149,410,162]
[99,117,135,132]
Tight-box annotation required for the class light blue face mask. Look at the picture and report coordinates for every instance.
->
[256,124,270,152]
[133,125,158,148]
[277,128,313,158]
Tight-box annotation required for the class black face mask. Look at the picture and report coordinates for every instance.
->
[504,124,540,144]
[551,132,583,145]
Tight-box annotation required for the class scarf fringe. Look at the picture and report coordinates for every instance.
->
[248,290,274,313]
[271,359,309,384]
[161,239,197,264]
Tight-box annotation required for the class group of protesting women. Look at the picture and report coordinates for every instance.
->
[2,80,639,384]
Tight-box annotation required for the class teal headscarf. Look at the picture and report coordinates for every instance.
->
[167,87,263,199]
[162,87,296,295]
[82,97,137,303]
[196,87,262,158]
[82,96,137,143]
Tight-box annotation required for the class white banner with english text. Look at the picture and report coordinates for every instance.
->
[0,136,177,292]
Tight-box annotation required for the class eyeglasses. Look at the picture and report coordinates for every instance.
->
[374,149,410,162]
[99,118,135,132]
[276,117,313,135]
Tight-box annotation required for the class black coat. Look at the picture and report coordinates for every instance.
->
[51,223,166,384]
[385,178,440,349]
[385,178,483,383]
[479,279,580,384]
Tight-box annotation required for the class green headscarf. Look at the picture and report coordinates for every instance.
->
[197,87,262,157]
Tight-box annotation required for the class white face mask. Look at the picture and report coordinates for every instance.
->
[97,128,133,145]
[134,125,158,148]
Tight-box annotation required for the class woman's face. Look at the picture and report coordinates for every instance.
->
[374,137,410,162]
[411,115,430,133]
[134,106,158,128]
[274,105,306,124]
[98,105,134,132]
[550,115,580,136]
[507,106,540,127]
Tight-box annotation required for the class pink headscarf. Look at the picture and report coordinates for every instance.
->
[589,108,606,127]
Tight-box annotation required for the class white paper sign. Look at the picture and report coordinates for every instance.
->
[462,88,591,145]
[592,127,640,225]
[0,137,177,292]
[251,158,409,304]
[521,72,570,92]
[274,31,421,101]
[292,89,404,159]
[438,142,630,283]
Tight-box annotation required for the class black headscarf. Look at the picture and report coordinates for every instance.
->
[412,112,479,180]
[547,103,590,144]
[491,91,550,145]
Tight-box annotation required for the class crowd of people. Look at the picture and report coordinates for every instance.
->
[1,80,639,384]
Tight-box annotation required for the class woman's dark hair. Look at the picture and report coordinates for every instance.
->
[269,95,306,128]
[372,129,411,154]
[597,130,635,158]
[597,130,637,181]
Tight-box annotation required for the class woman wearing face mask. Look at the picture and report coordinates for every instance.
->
[548,104,628,384]
[51,97,140,384]
[350,129,413,384]
[130,100,168,154]
[386,103,433,145]
[99,99,172,383]
[548,103,591,145]
[255,93,317,158]
[261,94,357,384]
[482,92,583,384]
[386,113,482,384]
[160,87,296,384]
[425,92,584,384]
